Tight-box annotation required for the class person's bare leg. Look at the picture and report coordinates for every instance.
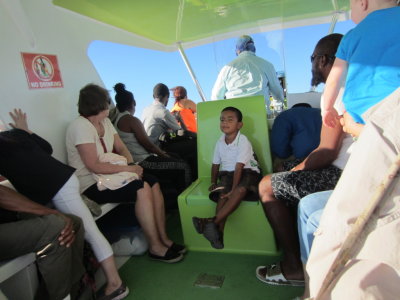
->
[135,183,169,256]
[214,186,247,232]
[215,197,227,232]
[100,256,123,295]
[258,175,304,280]
[150,183,173,247]
[215,196,227,213]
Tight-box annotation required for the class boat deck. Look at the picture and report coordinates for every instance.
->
[117,210,303,300]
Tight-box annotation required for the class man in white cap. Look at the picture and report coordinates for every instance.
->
[211,35,284,108]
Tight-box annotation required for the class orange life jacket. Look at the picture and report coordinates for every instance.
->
[171,102,197,133]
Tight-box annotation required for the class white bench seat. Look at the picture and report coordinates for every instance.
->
[0,253,35,284]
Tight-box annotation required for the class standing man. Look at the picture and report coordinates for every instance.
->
[211,35,284,110]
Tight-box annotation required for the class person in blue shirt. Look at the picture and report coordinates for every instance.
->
[211,35,284,111]
[322,0,400,127]
[271,103,322,161]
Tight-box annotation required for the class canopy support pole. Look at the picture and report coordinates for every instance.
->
[177,42,207,102]
[328,0,340,33]
[328,12,339,33]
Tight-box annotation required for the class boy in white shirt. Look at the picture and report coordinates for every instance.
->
[192,107,261,249]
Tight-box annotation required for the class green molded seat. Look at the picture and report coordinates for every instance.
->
[178,96,279,255]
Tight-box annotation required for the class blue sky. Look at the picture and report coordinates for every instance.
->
[88,20,355,118]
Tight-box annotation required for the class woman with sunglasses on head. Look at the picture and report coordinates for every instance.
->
[66,84,186,263]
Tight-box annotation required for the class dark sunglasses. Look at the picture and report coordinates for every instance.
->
[311,54,335,63]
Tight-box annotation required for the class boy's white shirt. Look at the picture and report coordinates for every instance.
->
[212,131,260,173]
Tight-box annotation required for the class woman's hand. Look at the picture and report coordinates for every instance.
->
[127,164,143,178]
[9,109,32,133]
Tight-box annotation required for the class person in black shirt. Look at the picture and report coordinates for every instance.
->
[0,184,84,300]
[0,109,128,300]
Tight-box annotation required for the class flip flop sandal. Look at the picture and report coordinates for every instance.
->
[209,186,225,202]
[256,263,305,286]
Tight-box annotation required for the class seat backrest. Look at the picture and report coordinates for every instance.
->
[196,96,272,178]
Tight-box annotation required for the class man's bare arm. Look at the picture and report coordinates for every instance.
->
[0,185,57,215]
[0,185,76,247]
[292,120,344,171]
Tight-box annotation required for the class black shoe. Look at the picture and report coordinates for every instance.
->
[192,217,214,234]
[203,222,224,249]
[97,283,129,300]
[169,242,187,254]
[148,248,183,263]
[192,217,205,234]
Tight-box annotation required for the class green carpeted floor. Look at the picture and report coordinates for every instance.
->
[118,210,303,300]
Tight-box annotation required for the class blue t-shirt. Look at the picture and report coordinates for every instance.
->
[336,6,400,124]
[271,107,322,159]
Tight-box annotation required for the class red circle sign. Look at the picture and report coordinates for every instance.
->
[32,55,54,81]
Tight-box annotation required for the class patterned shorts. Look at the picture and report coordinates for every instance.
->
[271,160,342,207]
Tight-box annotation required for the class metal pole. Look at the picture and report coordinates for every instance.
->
[329,0,340,33]
[328,12,339,34]
[176,42,207,102]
